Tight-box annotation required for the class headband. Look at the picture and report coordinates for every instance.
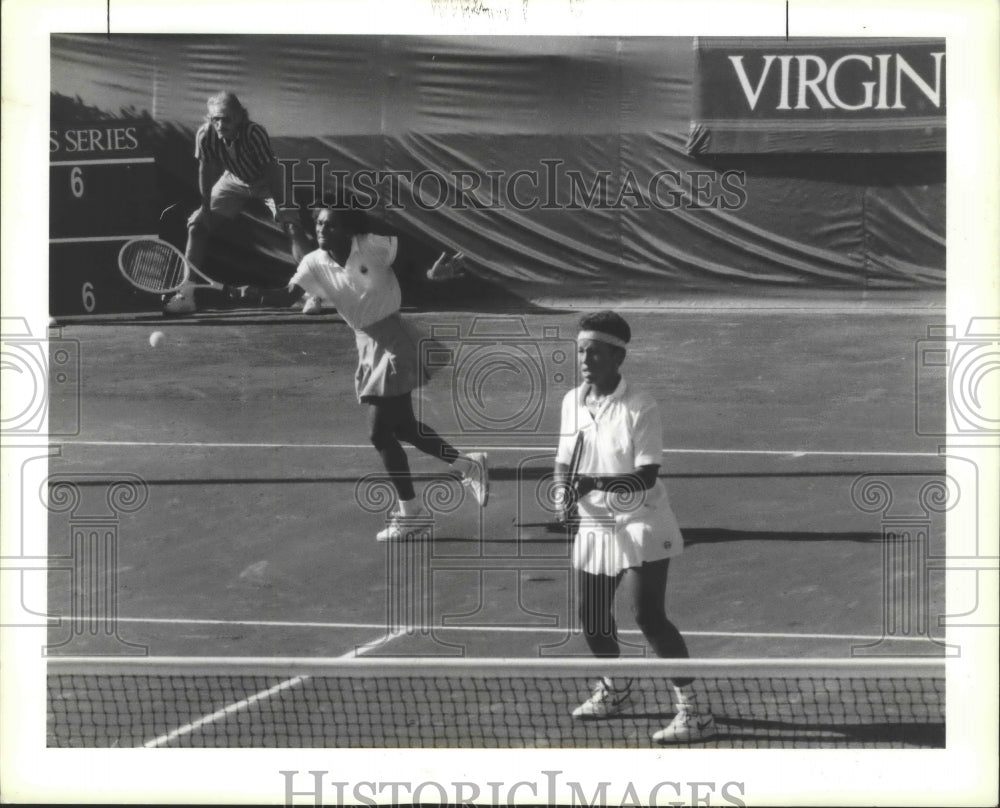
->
[577,329,629,349]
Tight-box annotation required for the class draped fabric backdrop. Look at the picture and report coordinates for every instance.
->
[50,34,945,299]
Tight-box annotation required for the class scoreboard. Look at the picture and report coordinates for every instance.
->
[49,121,160,315]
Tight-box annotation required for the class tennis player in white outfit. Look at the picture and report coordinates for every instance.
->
[554,310,715,744]
[237,205,487,541]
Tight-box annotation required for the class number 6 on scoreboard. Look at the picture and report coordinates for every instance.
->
[81,281,96,312]
[70,166,84,198]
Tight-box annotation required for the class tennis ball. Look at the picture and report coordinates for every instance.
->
[149,330,166,348]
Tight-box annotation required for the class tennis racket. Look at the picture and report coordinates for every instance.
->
[560,429,586,529]
[118,238,225,295]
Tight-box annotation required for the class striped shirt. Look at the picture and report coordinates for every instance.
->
[194,120,275,184]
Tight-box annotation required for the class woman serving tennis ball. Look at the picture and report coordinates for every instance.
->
[234,204,487,541]
[555,310,715,744]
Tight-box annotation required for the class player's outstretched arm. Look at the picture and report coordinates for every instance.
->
[229,282,305,308]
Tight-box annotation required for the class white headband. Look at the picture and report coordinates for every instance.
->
[577,329,629,349]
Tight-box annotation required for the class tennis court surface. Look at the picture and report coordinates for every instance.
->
[43,297,950,748]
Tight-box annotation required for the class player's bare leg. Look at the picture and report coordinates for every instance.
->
[284,219,324,313]
[164,209,217,315]
[285,220,312,264]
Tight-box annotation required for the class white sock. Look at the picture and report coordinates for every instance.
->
[453,455,475,477]
[673,683,699,713]
[398,497,421,517]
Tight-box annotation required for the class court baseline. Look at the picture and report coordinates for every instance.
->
[54,440,940,457]
[53,615,943,645]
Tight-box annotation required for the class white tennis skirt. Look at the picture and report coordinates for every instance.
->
[572,503,683,576]
[354,312,430,402]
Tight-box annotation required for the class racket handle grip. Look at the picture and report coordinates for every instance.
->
[559,506,580,533]
[227,285,265,305]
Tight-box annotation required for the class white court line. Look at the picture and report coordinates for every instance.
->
[53,439,941,457]
[142,672,310,747]
[347,627,410,657]
[49,234,158,244]
[141,627,408,747]
[50,157,156,166]
[69,615,944,644]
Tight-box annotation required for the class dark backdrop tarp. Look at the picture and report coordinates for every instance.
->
[50,34,945,294]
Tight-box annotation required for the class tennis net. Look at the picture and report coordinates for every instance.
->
[47,657,944,749]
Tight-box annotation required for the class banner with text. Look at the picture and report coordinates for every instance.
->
[689,38,946,154]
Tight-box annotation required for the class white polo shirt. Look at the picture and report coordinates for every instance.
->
[557,378,684,575]
[289,234,400,330]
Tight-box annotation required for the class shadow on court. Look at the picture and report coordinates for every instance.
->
[44,302,948,659]
[683,529,883,544]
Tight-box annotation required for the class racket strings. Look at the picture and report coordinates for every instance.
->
[121,241,187,293]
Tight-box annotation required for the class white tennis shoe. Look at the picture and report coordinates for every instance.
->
[163,282,197,315]
[301,295,323,314]
[652,710,717,744]
[571,679,634,719]
[461,452,489,506]
[376,508,434,542]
